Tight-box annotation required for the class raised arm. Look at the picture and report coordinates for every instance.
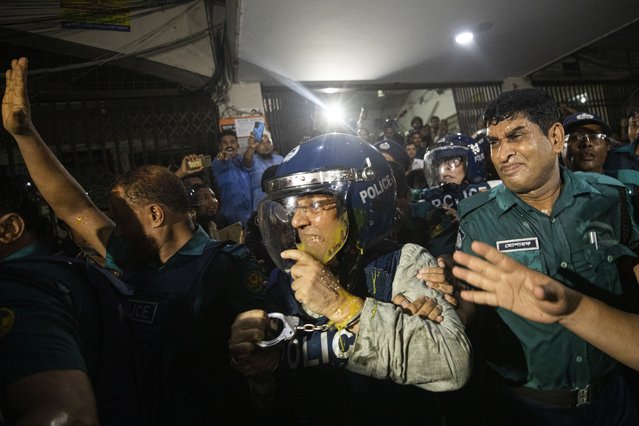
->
[242,133,258,168]
[2,57,113,257]
[453,241,639,371]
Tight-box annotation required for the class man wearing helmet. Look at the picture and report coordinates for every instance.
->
[229,134,471,423]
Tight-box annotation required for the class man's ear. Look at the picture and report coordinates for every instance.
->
[548,123,565,154]
[0,213,26,244]
[147,204,165,228]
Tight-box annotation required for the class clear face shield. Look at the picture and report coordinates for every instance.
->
[258,182,350,272]
[424,154,467,188]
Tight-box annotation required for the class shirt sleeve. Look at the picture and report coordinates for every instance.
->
[346,243,472,391]
[0,280,87,387]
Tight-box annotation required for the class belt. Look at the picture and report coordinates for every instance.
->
[498,370,616,408]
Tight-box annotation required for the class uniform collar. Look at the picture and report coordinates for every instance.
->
[1,243,51,263]
[158,225,211,270]
[172,225,210,257]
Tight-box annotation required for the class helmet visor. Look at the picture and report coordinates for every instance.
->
[258,188,349,272]
[424,154,467,187]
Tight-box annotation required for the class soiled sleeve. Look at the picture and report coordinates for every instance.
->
[346,243,472,391]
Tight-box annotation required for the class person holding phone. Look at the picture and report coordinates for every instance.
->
[213,129,252,227]
[243,123,283,213]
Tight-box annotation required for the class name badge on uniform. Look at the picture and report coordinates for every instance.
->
[496,237,539,253]
[127,300,158,324]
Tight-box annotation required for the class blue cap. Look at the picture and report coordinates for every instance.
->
[563,112,612,135]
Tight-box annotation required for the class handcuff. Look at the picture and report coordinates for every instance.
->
[256,312,330,348]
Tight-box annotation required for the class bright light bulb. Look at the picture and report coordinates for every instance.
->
[455,32,474,45]
[323,103,344,124]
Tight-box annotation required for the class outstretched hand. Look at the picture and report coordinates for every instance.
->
[452,241,581,324]
[3,57,34,137]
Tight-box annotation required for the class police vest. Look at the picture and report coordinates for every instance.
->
[122,240,248,424]
[420,181,490,209]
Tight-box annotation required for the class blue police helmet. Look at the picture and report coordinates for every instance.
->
[424,133,488,186]
[374,139,411,171]
[264,133,397,251]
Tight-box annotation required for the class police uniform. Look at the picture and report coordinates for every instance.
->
[605,139,639,172]
[606,168,639,226]
[105,225,269,425]
[0,244,97,385]
[0,244,139,425]
[457,167,639,425]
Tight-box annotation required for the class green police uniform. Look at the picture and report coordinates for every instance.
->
[0,244,99,390]
[457,168,639,390]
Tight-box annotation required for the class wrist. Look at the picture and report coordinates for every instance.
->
[556,287,584,327]
[329,289,364,330]
[12,124,38,140]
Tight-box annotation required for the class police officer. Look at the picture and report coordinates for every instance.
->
[409,133,491,257]
[0,171,139,425]
[459,88,639,425]
[229,133,471,424]
[3,57,269,424]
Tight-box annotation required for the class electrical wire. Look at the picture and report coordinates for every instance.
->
[2,0,220,96]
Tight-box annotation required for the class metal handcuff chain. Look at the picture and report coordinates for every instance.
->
[256,312,331,348]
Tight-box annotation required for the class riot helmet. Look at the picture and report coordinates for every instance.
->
[423,133,487,187]
[258,133,397,271]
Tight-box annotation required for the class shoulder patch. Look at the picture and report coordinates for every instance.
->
[245,270,267,293]
[0,308,15,340]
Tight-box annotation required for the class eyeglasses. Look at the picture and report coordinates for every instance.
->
[436,157,463,168]
[293,199,337,215]
[564,133,608,146]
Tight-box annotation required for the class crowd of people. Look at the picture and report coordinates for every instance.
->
[2,55,639,426]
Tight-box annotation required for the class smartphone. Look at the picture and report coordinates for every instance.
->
[253,121,265,142]
[187,155,212,170]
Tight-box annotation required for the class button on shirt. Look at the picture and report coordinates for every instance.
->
[457,168,639,390]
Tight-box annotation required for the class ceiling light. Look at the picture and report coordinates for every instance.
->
[323,103,345,124]
[318,87,342,94]
[455,32,474,45]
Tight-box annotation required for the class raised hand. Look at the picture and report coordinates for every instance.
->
[453,241,580,324]
[175,154,204,178]
[2,57,34,137]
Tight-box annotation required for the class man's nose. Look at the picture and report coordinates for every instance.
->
[579,135,593,147]
[291,208,309,228]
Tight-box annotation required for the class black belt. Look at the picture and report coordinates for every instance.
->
[498,370,616,408]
